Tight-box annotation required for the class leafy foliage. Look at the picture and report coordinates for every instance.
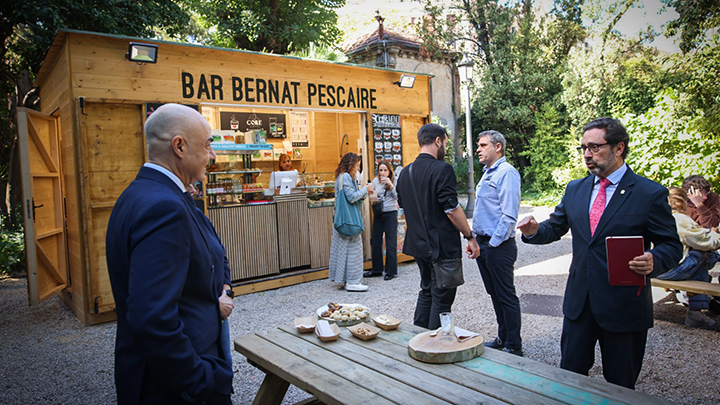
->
[191,0,345,54]
[625,89,720,187]
[664,0,720,53]
[417,0,584,190]
[1,210,25,278]
[520,103,571,191]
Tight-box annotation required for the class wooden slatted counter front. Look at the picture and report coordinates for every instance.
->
[235,323,673,405]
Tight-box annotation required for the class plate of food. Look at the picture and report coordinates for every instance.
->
[317,302,371,327]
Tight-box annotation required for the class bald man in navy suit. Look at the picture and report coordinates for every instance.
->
[517,117,682,389]
[107,104,234,404]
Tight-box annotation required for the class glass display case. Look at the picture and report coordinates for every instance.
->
[206,143,274,208]
[297,172,336,208]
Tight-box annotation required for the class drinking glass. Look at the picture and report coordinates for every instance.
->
[439,312,454,336]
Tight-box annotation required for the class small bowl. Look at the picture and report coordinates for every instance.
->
[294,316,317,334]
[315,320,341,342]
[372,314,402,330]
[347,322,380,341]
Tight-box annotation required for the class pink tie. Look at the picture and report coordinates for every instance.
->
[589,178,611,236]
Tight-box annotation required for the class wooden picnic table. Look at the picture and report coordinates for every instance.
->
[234,322,673,405]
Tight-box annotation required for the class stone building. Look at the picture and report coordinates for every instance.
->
[345,14,462,156]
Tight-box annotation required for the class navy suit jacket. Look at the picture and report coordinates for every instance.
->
[523,167,682,332]
[106,167,232,404]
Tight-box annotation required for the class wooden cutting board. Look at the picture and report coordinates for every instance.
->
[408,331,484,364]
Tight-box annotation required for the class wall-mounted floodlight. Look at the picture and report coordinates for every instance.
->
[393,74,416,89]
[126,42,159,64]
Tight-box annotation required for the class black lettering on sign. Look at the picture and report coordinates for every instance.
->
[197,74,210,99]
[268,80,279,104]
[256,79,267,103]
[347,87,356,108]
[291,82,300,105]
[244,78,255,102]
[369,89,377,109]
[210,75,223,100]
[327,85,336,107]
[232,77,243,101]
[361,88,369,109]
[281,82,293,104]
[318,84,326,106]
[337,86,346,107]
[307,83,317,105]
[182,72,194,98]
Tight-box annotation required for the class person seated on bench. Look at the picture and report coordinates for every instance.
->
[681,175,720,229]
[657,187,720,327]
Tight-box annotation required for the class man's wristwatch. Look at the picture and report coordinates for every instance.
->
[463,233,474,241]
[225,289,235,298]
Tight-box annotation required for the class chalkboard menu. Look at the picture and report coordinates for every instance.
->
[220,111,287,139]
[371,113,403,175]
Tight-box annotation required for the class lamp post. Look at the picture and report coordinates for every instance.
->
[457,53,475,218]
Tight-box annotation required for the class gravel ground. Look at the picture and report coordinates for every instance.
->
[1,205,719,404]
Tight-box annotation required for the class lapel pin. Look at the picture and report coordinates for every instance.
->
[620,190,625,195]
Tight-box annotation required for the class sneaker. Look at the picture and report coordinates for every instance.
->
[502,347,524,357]
[685,310,716,328]
[345,283,369,292]
[484,337,504,349]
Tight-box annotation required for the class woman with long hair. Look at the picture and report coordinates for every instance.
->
[364,160,398,280]
[329,153,373,291]
[657,187,720,327]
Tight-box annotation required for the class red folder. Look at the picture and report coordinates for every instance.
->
[606,236,646,287]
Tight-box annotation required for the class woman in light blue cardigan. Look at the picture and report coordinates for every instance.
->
[329,153,373,291]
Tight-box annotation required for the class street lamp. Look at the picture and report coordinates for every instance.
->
[457,53,475,218]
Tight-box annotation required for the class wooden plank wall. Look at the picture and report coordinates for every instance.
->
[276,197,311,269]
[80,103,145,315]
[34,39,89,319]
[308,206,334,269]
[65,33,431,115]
[209,205,280,280]
[401,116,427,165]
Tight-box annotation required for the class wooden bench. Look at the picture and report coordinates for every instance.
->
[651,278,720,297]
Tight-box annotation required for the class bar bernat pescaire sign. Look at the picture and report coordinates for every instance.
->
[181,72,378,110]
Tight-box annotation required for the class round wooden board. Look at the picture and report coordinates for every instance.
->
[408,331,484,364]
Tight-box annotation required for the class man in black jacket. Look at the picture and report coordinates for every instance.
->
[397,123,480,329]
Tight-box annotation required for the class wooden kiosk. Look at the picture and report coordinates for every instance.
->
[19,29,432,325]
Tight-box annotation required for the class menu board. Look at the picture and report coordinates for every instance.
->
[289,111,310,147]
[220,111,286,139]
[371,114,403,175]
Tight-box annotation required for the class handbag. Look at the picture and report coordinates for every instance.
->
[407,164,464,289]
[371,187,384,217]
[333,174,364,236]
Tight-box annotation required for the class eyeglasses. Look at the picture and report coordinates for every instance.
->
[577,142,610,154]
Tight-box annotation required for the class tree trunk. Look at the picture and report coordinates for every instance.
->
[6,69,34,227]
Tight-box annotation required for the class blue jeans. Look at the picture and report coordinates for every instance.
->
[657,250,717,310]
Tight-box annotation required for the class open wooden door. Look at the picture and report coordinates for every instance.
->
[17,107,68,304]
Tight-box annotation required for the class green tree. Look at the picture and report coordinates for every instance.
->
[191,0,345,54]
[520,103,570,191]
[1,0,190,220]
[416,0,584,186]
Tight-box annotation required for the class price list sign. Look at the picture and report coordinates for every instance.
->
[371,114,403,175]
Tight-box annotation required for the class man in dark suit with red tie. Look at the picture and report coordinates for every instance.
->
[107,104,234,404]
[517,117,682,389]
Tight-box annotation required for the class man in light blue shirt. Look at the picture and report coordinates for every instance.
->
[472,130,523,356]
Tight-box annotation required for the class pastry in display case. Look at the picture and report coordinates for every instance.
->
[297,172,335,208]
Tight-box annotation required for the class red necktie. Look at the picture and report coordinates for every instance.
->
[589,178,611,236]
